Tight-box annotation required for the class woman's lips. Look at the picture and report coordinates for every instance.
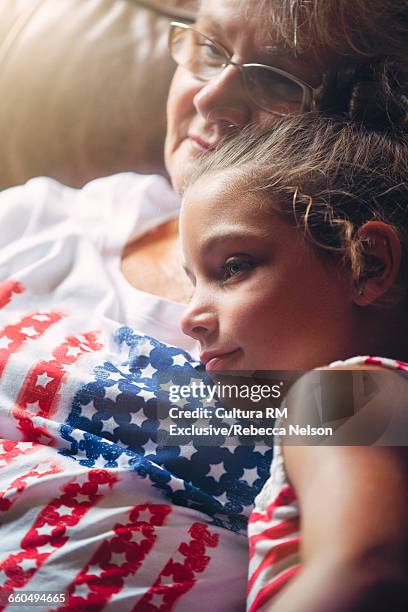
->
[201,349,241,372]
[188,135,218,151]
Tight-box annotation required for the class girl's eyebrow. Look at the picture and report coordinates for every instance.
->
[201,228,269,256]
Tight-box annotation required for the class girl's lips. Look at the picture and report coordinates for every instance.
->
[202,349,241,372]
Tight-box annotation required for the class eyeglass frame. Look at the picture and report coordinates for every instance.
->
[169,21,318,115]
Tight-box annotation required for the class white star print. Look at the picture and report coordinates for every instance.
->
[36,372,53,388]
[19,557,38,572]
[158,381,178,396]
[142,438,157,455]
[116,453,133,468]
[92,455,109,468]
[0,336,12,350]
[109,550,127,567]
[39,542,59,555]
[19,474,38,487]
[172,354,187,366]
[129,530,146,545]
[140,389,156,402]
[73,582,93,599]
[134,508,152,524]
[137,339,155,354]
[20,326,38,337]
[65,346,82,358]
[25,400,41,414]
[0,571,8,588]
[207,462,224,480]
[101,416,118,435]
[73,492,91,504]
[215,491,230,505]
[31,314,50,322]
[78,343,92,353]
[169,478,186,492]
[129,412,141,426]
[242,466,258,483]
[171,396,190,409]
[108,370,124,383]
[35,463,55,475]
[36,523,55,537]
[158,574,176,586]
[140,363,157,379]
[80,402,98,420]
[57,505,73,517]
[149,592,166,607]
[36,433,52,445]
[87,564,105,578]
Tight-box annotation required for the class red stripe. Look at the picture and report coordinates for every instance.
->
[248,537,300,595]
[0,441,42,513]
[133,522,220,611]
[249,485,297,524]
[249,564,301,612]
[0,441,39,468]
[249,519,299,559]
[0,469,117,608]
[0,280,24,309]
[12,331,102,444]
[364,356,408,371]
[58,504,172,611]
[0,462,63,513]
[0,311,64,379]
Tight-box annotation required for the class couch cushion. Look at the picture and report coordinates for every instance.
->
[0,0,197,189]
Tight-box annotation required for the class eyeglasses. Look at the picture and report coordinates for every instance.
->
[169,22,317,116]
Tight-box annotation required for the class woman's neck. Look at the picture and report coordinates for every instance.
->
[121,218,193,303]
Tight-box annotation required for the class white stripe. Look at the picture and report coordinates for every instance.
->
[248,529,300,577]
[247,551,300,610]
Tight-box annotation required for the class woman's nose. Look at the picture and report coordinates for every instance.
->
[180,301,218,342]
[193,65,250,128]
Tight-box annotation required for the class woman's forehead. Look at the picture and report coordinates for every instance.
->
[197,0,280,36]
[196,0,292,55]
[196,0,343,84]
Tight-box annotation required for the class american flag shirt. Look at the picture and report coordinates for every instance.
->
[0,174,273,611]
[247,356,408,612]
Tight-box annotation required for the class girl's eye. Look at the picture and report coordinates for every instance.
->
[221,258,254,281]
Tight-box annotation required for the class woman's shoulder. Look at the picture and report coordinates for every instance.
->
[0,172,179,249]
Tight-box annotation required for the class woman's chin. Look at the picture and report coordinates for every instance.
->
[166,141,208,193]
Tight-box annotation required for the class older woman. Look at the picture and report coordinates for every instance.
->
[0,0,406,610]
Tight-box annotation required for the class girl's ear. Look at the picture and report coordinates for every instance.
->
[353,221,402,306]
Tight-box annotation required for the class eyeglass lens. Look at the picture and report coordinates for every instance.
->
[170,24,306,114]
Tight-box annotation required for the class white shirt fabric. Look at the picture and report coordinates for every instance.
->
[0,172,197,353]
[0,174,270,611]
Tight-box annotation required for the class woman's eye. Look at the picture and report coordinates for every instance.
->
[197,42,224,62]
[222,258,254,281]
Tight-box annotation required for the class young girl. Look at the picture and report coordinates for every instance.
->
[179,114,408,611]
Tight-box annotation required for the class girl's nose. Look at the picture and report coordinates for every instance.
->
[180,301,218,342]
[193,65,250,128]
